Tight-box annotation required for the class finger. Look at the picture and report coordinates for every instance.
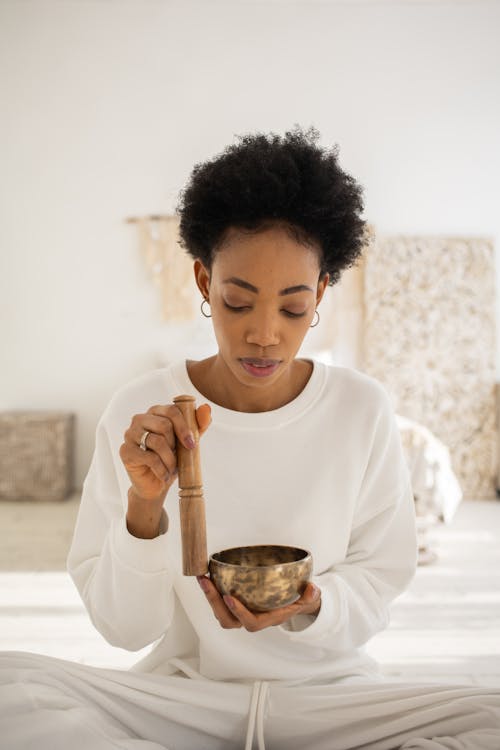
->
[197,576,242,629]
[221,595,288,631]
[128,414,177,450]
[125,415,177,475]
[146,404,196,450]
[135,403,212,447]
[277,583,321,617]
[139,432,178,476]
[120,441,173,484]
[299,582,321,606]
[196,404,212,436]
[223,584,321,631]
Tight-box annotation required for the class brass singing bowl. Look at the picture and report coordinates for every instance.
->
[208,544,313,612]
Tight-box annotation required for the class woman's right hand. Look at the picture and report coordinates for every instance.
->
[119,402,212,503]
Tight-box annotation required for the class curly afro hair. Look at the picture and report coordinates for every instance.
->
[175,125,366,286]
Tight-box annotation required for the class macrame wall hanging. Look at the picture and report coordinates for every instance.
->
[125,214,196,321]
[314,225,374,369]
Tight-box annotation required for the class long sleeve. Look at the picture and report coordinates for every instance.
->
[66,410,176,651]
[280,388,418,651]
[66,360,419,682]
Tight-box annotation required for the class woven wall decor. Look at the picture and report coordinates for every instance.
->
[127,214,196,321]
[363,234,497,500]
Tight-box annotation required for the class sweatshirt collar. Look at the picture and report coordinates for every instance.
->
[168,358,326,430]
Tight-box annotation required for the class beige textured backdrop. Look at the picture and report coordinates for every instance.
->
[359,234,497,500]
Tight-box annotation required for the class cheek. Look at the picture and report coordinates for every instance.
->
[211,308,242,341]
[294,320,313,342]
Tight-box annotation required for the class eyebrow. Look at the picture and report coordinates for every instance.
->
[223,277,314,296]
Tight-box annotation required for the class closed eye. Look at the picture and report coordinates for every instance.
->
[224,302,306,318]
[223,302,250,312]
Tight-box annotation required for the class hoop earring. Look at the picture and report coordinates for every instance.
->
[310,310,320,328]
[200,298,212,318]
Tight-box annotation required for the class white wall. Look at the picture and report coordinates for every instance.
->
[1,0,499,487]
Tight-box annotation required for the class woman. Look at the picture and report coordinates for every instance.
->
[1,126,499,750]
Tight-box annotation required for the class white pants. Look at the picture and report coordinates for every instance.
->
[1,651,499,750]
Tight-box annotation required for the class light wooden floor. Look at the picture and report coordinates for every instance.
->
[0,493,499,683]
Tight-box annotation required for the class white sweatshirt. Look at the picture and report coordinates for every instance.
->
[67,359,418,683]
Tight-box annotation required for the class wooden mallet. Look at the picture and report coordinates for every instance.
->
[173,395,208,576]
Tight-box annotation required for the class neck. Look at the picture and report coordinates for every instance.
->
[187,355,312,413]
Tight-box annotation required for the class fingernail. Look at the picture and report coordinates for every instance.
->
[223,595,235,609]
[185,433,195,449]
[312,586,320,599]
[197,576,209,593]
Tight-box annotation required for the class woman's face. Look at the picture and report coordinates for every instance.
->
[194,224,329,393]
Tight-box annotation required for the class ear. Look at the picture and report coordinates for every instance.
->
[315,272,330,307]
[193,259,211,300]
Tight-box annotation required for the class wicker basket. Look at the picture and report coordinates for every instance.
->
[0,411,75,501]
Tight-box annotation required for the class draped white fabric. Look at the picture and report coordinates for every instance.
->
[1,651,499,750]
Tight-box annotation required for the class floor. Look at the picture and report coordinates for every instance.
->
[0,493,499,684]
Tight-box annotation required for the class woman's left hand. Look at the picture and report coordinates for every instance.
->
[196,576,321,631]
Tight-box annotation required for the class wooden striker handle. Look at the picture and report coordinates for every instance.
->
[173,395,208,576]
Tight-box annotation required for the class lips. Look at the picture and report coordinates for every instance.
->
[240,358,280,367]
[239,358,281,378]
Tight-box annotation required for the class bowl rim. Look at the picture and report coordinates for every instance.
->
[209,544,312,569]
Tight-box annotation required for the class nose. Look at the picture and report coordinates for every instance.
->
[245,310,280,348]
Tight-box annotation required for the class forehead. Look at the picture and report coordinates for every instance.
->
[212,224,322,281]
